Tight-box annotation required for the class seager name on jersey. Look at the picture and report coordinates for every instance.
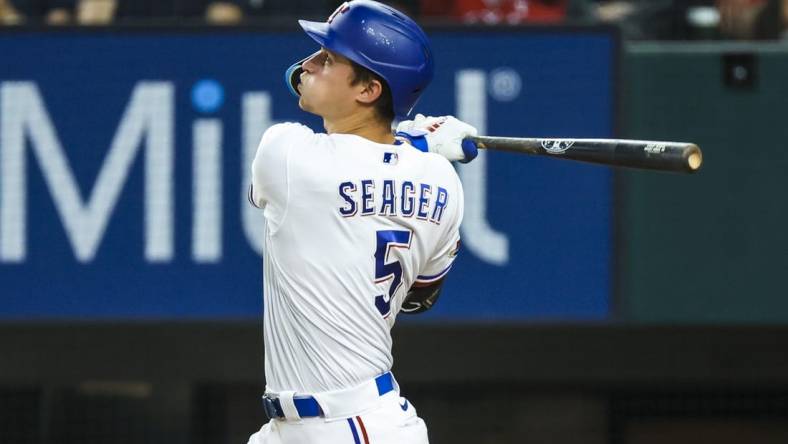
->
[338,179,449,224]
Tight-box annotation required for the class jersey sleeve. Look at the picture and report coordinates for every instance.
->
[415,172,464,284]
[249,123,313,228]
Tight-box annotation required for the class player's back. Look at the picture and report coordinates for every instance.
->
[250,123,463,394]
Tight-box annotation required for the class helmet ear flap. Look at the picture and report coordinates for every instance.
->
[285,61,304,98]
[285,51,321,98]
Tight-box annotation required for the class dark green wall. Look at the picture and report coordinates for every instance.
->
[619,42,788,323]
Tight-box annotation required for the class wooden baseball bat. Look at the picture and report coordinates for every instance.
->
[467,136,703,174]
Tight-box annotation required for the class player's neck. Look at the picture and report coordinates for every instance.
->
[324,114,395,145]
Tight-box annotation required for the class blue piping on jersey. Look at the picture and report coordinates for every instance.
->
[416,264,452,282]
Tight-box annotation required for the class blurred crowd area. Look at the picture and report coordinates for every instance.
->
[0,0,787,39]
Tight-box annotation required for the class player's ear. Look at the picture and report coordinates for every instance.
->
[356,79,383,105]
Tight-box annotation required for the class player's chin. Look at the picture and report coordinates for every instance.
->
[297,96,312,113]
[298,95,324,116]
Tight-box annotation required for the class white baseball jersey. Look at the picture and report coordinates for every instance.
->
[249,122,463,394]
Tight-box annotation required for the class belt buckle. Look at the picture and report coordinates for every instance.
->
[262,394,280,419]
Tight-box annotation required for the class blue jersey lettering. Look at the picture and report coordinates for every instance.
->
[380,179,397,216]
[417,184,432,219]
[360,179,375,216]
[401,181,415,217]
[430,187,448,224]
[337,179,448,223]
[338,181,357,217]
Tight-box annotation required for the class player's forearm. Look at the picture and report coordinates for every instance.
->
[401,279,445,314]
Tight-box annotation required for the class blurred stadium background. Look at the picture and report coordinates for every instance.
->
[2,0,788,443]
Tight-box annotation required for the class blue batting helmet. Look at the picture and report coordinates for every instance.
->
[285,0,434,119]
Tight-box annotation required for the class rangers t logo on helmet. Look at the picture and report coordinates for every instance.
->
[327,2,351,23]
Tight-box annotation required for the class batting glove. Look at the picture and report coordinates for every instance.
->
[395,114,479,163]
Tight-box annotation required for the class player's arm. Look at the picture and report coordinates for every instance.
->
[400,278,446,315]
[250,124,294,208]
[401,239,459,315]
[402,166,464,315]
[249,123,313,227]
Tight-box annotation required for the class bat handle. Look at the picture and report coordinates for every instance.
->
[468,136,488,149]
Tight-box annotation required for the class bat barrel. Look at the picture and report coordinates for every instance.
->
[608,140,702,173]
[469,136,703,174]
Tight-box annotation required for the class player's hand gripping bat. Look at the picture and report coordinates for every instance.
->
[467,136,703,174]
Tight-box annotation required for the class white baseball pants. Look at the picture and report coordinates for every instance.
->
[247,391,428,444]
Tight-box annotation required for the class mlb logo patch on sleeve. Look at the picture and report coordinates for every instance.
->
[383,152,398,165]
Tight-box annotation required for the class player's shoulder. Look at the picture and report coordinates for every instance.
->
[426,153,464,209]
[418,151,461,183]
[261,122,315,145]
[257,123,322,165]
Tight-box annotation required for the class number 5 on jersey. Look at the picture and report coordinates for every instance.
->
[374,230,412,317]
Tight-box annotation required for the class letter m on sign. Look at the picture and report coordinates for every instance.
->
[0,82,174,263]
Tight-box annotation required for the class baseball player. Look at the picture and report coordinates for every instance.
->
[247,1,478,443]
